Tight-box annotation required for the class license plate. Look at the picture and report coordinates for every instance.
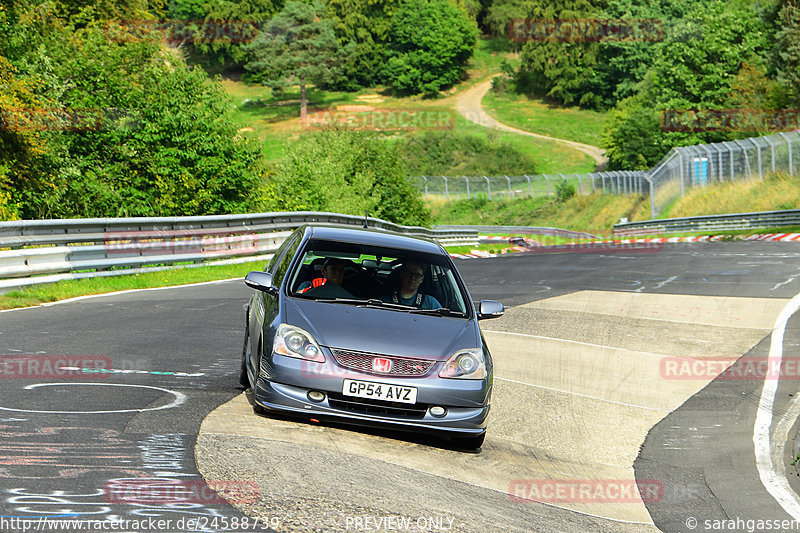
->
[342,379,418,404]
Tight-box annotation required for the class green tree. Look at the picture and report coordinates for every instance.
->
[0,2,274,219]
[602,80,672,170]
[512,0,703,109]
[193,0,282,65]
[325,0,401,89]
[383,0,478,96]
[485,0,533,39]
[513,0,604,108]
[275,129,431,226]
[244,0,352,121]
[0,53,54,220]
[648,2,769,112]
[774,0,800,105]
[168,0,208,19]
[602,1,772,170]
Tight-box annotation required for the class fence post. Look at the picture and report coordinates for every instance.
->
[505,175,512,198]
[577,175,582,195]
[442,176,449,200]
[422,176,428,198]
[733,140,751,178]
[765,135,776,173]
[483,176,491,199]
[545,175,550,197]
[779,132,794,176]
[649,178,656,219]
[728,142,734,180]
[752,139,762,181]
[525,175,531,197]
[703,145,716,185]
[464,176,470,199]
[714,144,722,182]
[678,151,685,196]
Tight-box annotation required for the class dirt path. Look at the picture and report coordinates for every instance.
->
[455,78,608,169]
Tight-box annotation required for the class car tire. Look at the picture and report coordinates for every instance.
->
[454,432,485,450]
[239,328,251,389]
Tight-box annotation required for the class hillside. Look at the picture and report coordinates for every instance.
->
[430,172,800,236]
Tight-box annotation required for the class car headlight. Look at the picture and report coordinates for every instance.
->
[438,349,486,379]
[273,324,325,363]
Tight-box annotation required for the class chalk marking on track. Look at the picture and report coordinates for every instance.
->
[0,383,187,414]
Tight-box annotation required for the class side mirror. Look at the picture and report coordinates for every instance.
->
[477,299,504,320]
[245,271,276,293]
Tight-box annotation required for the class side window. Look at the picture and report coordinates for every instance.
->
[268,233,299,275]
[433,265,467,314]
[273,236,301,289]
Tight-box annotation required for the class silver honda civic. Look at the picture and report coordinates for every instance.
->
[240,224,503,449]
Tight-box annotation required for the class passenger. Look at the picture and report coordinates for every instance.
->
[302,258,354,298]
[382,261,441,309]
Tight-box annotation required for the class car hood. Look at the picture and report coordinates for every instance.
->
[285,298,478,361]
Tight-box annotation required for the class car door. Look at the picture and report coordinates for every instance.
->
[247,231,302,383]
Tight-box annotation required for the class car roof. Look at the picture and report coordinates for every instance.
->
[300,224,445,255]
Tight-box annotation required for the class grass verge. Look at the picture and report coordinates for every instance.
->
[482,90,607,147]
[0,261,267,311]
[429,193,650,237]
[444,243,516,254]
[667,173,800,218]
[449,114,595,175]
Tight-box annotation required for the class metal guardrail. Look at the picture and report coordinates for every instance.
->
[435,225,598,239]
[613,209,800,237]
[0,212,478,293]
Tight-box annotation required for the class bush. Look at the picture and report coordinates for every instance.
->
[556,180,576,202]
[274,129,431,227]
[399,130,536,176]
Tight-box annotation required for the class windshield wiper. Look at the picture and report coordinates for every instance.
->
[309,297,465,315]
[406,307,467,317]
[312,297,410,310]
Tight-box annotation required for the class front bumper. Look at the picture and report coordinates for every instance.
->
[253,352,491,435]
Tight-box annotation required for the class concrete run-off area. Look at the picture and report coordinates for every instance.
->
[195,290,786,532]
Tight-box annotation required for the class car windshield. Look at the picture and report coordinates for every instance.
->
[287,239,469,316]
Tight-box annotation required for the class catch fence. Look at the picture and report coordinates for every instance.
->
[412,130,800,219]
[411,172,648,200]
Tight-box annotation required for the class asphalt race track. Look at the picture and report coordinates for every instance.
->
[2,241,800,533]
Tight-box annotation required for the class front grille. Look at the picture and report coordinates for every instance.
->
[327,392,428,419]
[331,349,435,377]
